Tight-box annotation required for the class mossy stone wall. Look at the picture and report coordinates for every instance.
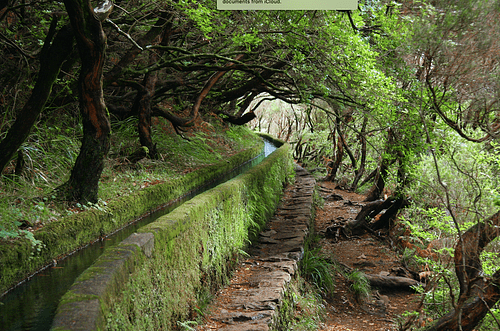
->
[52,143,294,330]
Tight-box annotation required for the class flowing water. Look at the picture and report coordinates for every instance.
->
[0,139,277,331]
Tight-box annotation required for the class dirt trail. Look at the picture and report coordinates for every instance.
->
[316,181,420,331]
[197,171,420,331]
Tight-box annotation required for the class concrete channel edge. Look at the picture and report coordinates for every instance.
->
[51,143,294,331]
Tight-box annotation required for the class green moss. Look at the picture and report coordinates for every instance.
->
[105,143,294,330]
[272,278,326,331]
[58,291,100,306]
[0,143,263,294]
[53,242,144,331]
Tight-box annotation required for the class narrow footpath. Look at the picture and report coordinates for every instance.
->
[197,165,316,330]
[197,167,420,331]
[316,181,420,331]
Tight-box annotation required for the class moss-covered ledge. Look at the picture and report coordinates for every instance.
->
[258,131,285,147]
[0,141,263,295]
[51,143,294,330]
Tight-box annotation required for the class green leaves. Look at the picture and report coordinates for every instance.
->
[176,0,229,38]
[347,269,371,302]
[231,32,262,49]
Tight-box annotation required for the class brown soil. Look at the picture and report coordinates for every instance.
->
[197,178,423,331]
[315,181,421,331]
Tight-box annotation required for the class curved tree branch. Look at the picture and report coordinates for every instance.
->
[426,78,490,143]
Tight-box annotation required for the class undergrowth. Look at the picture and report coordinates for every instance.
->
[0,114,261,251]
[299,235,336,298]
[273,277,326,331]
[346,269,371,303]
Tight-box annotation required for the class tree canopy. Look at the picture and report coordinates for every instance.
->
[1,0,500,329]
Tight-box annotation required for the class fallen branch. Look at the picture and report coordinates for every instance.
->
[364,274,424,291]
[338,263,423,291]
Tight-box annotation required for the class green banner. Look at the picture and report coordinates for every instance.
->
[217,0,358,10]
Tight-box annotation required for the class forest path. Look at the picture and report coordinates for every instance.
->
[196,169,421,331]
[197,165,316,330]
[316,182,420,331]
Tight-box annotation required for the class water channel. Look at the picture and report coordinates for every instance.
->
[0,139,278,331]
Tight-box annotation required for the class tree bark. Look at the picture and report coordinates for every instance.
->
[61,0,111,203]
[0,21,74,174]
[424,270,500,331]
[325,128,343,181]
[364,129,394,202]
[186,54,245,125]
[344,197,408,236]
[424,211,500,331]
[358,168,377,188]
[350,117,368,191]
[222,111,256,125]
[135,69,158,159]
[340,263,423,290]
[344,199,385,235]
[364,274,424,290]
[371,198,408,231]
[131,49,160,160]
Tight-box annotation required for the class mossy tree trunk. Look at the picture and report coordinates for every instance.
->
[61,0,111,203]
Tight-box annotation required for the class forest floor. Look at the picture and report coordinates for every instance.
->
[315,181,421,331]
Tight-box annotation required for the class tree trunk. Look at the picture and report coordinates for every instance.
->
[340,263,423,290]
[132,50,159,160]
[188,54,245,124]
[344,199,385,235]
[223,111,257,125]
[424,211,500,331]
[364,160,389,201]
[344,197,408,236]
[364,274,424,290]
[350,118,367,191]
[364,129,394,202]
[135,70,158,159]
[339,127,357,182]
[424,270,500,331]
[371,198,408,231]
[325,130,343,181]
[0,21,74,174]
[358,168,377,188]
[61,0,111,203]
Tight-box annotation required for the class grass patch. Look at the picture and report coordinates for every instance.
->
[299,235,336,298]
[272,277,326,331]
[346,269,371,303]
[1,118,259,236]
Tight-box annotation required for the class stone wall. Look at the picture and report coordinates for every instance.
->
[51,143,294,330]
